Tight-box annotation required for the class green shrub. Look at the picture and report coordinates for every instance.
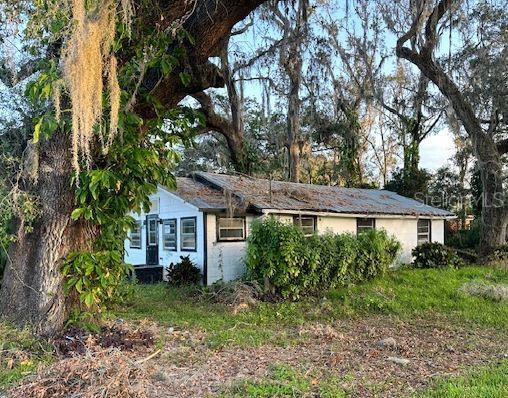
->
[446,223,480,250]
[411,242,464,269]
[486,245,508,267]
[166,255,202,286]
[246,218,401,300]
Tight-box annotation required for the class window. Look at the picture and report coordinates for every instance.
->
[162,219,177,250]
[293,216,316,236]
[129,221,142,249]
[181,217,197,251]
[417,219,431,244]
[217,217,245,241]
[357,218,375,234]
[147,217,158,246]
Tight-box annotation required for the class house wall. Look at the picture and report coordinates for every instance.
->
[271,214,445,265]
[376,218,418,264]
[124,187,447,284]
[124,187,205,280]
[205,214,256,284]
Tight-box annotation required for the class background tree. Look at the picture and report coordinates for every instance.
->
[391,0,507,253]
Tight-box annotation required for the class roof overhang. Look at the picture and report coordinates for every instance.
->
[259,208,456,220]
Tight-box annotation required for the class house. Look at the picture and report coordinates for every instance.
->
[124,172,454,283]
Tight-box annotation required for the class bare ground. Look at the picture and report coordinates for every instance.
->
[143,316,508,397]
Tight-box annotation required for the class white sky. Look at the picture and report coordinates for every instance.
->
[419,128,456,171]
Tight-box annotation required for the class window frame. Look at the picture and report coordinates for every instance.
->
[217,216,246,242]
[417,218,432,245]
[180,217,197,252]
[292,215,317,236]
[162,218,177,251]
[356,218,376,235]
[129,221,142,249]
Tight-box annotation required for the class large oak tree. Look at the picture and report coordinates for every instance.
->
[0,0,265,335]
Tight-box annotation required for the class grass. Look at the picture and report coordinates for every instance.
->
[115,266,508,347]
[0,322,54,391]
[222,364,347,398]
[221,360,508,398]
[330,266,508,327]
[419,360,508,398]
[1,265,507,394]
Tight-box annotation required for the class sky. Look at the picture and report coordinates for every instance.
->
[419,129,455,171]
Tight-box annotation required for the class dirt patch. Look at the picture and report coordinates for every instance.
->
[7,317,506,397]
[145,316,507,397]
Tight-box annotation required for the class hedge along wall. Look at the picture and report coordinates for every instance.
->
[246,217,401,300]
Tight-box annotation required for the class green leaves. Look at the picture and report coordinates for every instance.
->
[32,115,59,143]
[246,218,401,300]
[412,242,464,269]
[62,250,133,313]
[179,71,191,87]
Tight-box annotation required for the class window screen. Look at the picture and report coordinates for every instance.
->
[357,218,375,234]
[162,219,177,250]
[218,217,245,241]
[293,216,316,236]
[129,222,141,249]
[147,218,158,246]
[181,217,197,251]
[417,219,431,244]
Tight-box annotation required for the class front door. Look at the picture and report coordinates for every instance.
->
[146,215,159,266]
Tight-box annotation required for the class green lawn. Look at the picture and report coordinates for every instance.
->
[2,265,507,395]
[221,360,508,398]
[115,266,508,347]
[419,360,508,398]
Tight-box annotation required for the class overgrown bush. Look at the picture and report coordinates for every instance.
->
[486,245,508,268]
[246,218,401,300]
[446,223,480,250]
[411,242,464,269]
[166,255,202,286]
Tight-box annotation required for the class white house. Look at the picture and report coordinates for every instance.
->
[124,172,454,283]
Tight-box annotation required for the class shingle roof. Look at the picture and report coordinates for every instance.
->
[168,172,454,218]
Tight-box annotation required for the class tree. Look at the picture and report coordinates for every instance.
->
[268,0,311,182]
[190,20,256,173]
[309,0,385,187]
[392,0,507,254]
[0,0,266,335]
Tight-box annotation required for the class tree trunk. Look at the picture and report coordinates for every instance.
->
[286,56,302,183]
[221,44,247,173]
[0,133,99,335]
[474,136,508,253]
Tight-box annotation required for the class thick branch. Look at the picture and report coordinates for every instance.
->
[135,0,265,117]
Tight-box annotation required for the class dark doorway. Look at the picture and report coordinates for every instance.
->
[146,215,159,265]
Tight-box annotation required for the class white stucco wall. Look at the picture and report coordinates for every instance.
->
[376,218,417,264]
[270,213,445,265]
[432,219,445,244]
[318,216,357,235]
